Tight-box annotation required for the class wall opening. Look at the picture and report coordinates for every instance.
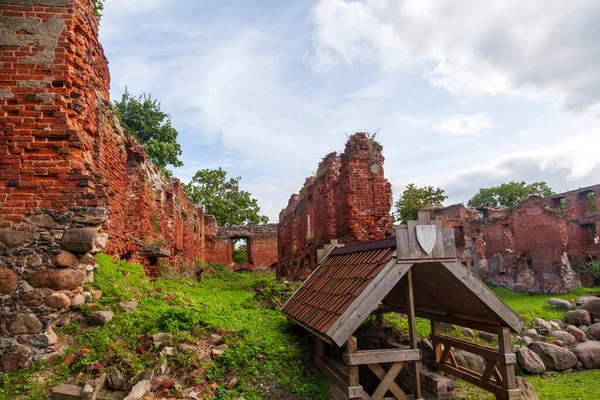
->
[526,252,533,268]
[580,224,599,245]
[553,197,567,216]
[232,237,251,265]
[454,226,466,249]
[587,192,597,212]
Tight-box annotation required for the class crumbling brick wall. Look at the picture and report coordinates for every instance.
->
[0,0,210,371]
[204,224,278,270]
[430,185,600,293]
[277,133,393,279]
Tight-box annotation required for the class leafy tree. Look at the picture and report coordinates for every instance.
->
[183,168,269,226]
[114,89,183,177]
[94,0,105,19]
[232,241,248,265]
[394,184,448,224]
[467,181,555,208]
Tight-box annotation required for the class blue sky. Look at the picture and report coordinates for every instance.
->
[100,0,600,222]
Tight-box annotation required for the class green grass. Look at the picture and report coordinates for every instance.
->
[0,255,329,400]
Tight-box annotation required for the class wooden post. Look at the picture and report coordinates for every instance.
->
[346,336,361,399]
[406,269,422,399]
[497,327,520,400]
[431,320,442,373]
[315,336,324,360]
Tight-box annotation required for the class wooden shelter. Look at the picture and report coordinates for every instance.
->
[282,213,524,400]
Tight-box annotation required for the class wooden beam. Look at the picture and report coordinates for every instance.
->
[431,321,442,374]
[315,336,324,359]
[367,363,411,400]
[431,334,507,363]
[406,269,422,399]
[371,362,405,400]
[434,362,504,396]
[413,310,504,334]
[343,349,420,366]
[497,327,519,400]
[346,336,361,400]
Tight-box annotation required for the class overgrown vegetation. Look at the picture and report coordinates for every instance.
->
[468,181,555,208]
[394,183,448,224]
[93,0,104,20]
[0,256,328,400]
[574,257,600,286]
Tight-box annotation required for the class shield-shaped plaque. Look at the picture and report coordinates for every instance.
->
[416,225,437,255]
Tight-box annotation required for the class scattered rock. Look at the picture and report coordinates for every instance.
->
[70,294,86,309]
[29,330,58,348]
[226,377,240,389]
[572,340,600,369]
[51,384,83,400]
[454,349,486,374]
[152,332,170,346]
[44,292,71,309]
[51,252,79,268]
[516,377,540,400]
[140,245,171,258]
[578,299,600,320]
[79,253,95,265]
[549,321,562,331]
[29,269,85,291]
[161,347,175,357]
[524,329,540,341]
[118,300,138,314]
[107,369,126,390]
[478,331,497,342]
[523,336,534,346]
[533,318,552,335]
[178,343,198,354]
[517,347,546,375]
[552,331,576,345]
[90,289,102,301]
[123,380,151,400]
[528,342,578,371]
[588,323,600,340]
[545,298,573,310]
[7,313,43,335]
[554,340,565,347]
[0,268,19,295]
[211,349,224,358]
[0,229,32,248]
[576,296,598,307]
[566,325,587,343]
[87,311,114,326]
[461,327,475,338]
[565,309,591,326]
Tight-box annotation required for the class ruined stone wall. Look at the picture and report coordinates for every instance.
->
[430,184,600,293]
[204,224,278,270]
[277,133,393,279]
[0,0,208,371]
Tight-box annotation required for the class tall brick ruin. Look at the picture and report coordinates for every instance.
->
[277,133,393,279]
[431,184,600,293]
[0,0,276,372]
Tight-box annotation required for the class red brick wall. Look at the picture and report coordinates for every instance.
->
[277,133,393,279]
[431,185,600,293]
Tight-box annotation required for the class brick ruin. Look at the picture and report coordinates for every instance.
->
[277,133,394,279]
[430,184,600,293]
[0,0,276,372]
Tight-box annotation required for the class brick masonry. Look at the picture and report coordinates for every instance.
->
[277,133,393,279]
[0,0,277,371]
[430,184,600,293]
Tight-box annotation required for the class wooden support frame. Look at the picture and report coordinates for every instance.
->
[431,329,521,400]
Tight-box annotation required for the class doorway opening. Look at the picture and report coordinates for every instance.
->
[232,237,251,265]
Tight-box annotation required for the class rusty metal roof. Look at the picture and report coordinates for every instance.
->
[281,245,396,336]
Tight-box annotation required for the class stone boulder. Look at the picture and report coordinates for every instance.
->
[565,309,591,326]
[478,331,497,342]
[88,311,114,326]
[0,346,31,373]
[60,228,107,254]
[566,325,587,343]
[7,314,42,335]
[51,252,79,268]
[545,298,574,310]
[517,347,546,375]
[44,293,71,309]
[123,379,151,400]
[51,384,83,400]
[454,349,486,374]
[551,331,576,345]
[24,214,55,229]
[0,229,32,248]
[72,208,109,226]
[578,299,600,320]
[572,341,600,369]
[576,296,598,307]
[528,342,578,371]
[588,323,600,341]
[533,318,552,335]
[118,300,139,314]
[524,329,539,340]
[516,377,540,400]
[30,269,85,290]
[0,268,19,295]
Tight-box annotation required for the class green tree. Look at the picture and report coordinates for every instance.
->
[394,184,448,224]
[114,89,183,177]
[183,168,269,226]
[94,0,104,19]
[467,181,555,208]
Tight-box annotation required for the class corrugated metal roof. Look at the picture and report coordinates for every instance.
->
[282,244,395,335]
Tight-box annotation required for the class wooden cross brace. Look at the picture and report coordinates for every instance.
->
[368,362,409,400]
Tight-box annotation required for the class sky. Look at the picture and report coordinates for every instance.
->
[100,0,600,222]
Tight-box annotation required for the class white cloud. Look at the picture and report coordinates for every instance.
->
[433,113,493,136]
[312,0,600,115]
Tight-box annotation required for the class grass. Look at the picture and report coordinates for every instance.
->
[0,255,329,400]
